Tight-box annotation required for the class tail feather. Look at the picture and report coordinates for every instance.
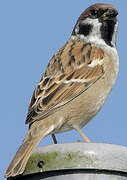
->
[5,118,59,178]
[4,134,43,178]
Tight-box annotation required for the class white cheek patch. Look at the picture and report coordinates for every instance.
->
[88,59,104,67]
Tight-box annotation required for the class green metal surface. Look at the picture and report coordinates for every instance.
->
[22,143,127,176]
[24,150,98,175]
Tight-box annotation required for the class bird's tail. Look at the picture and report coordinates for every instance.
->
[4,123,51,178]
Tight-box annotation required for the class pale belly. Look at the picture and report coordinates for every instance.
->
[53,76,111,133]
[51,59,118,134]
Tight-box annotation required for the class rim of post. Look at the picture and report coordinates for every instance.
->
[20,143,127,176]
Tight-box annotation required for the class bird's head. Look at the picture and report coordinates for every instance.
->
[72,4,118,47]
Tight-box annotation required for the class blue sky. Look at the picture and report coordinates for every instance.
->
[0,0,126,179]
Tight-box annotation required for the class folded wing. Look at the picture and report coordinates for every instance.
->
[26,40,104,124]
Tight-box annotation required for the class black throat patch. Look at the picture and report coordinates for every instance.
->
[100,20,116,47]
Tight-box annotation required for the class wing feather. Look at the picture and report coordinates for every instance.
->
[26,40,104,124]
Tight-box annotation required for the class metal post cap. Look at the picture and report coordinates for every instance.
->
[9,143,127,180]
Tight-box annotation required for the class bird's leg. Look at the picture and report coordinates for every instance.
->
[51,134,57,144]
[74,126,91,143]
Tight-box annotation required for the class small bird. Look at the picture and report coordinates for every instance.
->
[5,3,119,178]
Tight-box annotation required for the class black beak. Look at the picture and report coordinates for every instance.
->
[106,9,118,18]
[101,9,118,21]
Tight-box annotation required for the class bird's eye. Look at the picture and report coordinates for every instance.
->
[91,9,98,16]
[97,9,105,17]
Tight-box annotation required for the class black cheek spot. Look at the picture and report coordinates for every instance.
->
[78,24,92,36]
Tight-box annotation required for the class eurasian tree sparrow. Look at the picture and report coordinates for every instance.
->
[5,3,119,178]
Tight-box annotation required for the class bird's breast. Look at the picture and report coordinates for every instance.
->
[53,51,119,133]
